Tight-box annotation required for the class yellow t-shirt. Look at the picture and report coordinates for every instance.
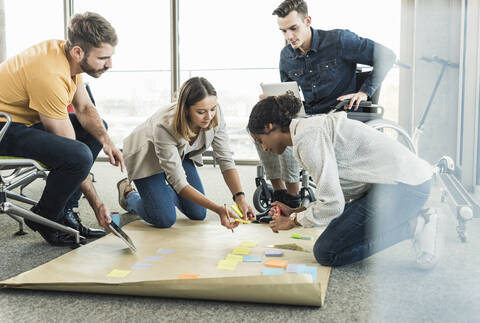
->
[0,39,82,125]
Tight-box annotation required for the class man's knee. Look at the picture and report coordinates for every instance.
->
[188,208,206,221]
[67,142,94,173]
[313,236,337,266]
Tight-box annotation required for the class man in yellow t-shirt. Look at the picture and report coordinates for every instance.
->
[0,12,124,246]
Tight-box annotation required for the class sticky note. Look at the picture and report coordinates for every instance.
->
[297,265,317,282]
[156,248,173,254]
[265,249,283,257]
[243,256,262,262]
[263,268,284,276]
[131,263,152,270]
[178,274,200,279]
[107,269,131,278]
[265,259,288,268]
[226,254,244,263]
[234,218,251,224]
[232,246,251,255]
[144,256,163,262]
[240,240,258,248]
[230,204,244,218]
[286,264,305,273]
[291,233,312,240]
[217,259,238,270]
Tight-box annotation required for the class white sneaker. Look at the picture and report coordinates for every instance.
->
[412,208,445,270]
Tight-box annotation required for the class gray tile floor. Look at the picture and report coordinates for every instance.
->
[1,162,479,322]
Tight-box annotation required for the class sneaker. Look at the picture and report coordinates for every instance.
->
[273,189,301,208]
[117,178,135,211]
[412,208,445,270]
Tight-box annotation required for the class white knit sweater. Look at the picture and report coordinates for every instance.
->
[290,112,433,227]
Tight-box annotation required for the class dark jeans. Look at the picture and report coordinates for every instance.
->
[126,159,206,228]
[0,114,105,223]
[313,180,431,267]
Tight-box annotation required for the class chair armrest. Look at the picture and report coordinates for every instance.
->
[0,112,12,143]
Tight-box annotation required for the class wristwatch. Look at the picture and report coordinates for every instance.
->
[232,191,245,201]
[289,214,299,227]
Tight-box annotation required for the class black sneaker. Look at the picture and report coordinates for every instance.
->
[273,189,301,208]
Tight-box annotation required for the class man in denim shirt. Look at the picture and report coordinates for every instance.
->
[256,0,396,212]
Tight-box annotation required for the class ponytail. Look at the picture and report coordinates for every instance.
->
[247,93,301,134]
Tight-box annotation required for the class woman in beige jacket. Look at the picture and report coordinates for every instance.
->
[117,77,254,230]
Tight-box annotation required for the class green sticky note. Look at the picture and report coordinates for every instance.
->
[107,269,131,278]
[226,254,244,263]
[240,240,258,248]
[217,259,238,270]
[232,246,251,255]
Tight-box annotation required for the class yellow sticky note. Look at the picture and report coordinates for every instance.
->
[240,240,258,248]
[232,246,251,255]
[234,218,251,224]
[107,269,131,278]
[217,259,238,270]
[226,254,244,263]
[230,204,244,218]
[178,274,200,279]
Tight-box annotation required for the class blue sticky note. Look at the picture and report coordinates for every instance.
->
[131,263,152,270]
[263,268,284,275]
[297,265,317,282]
[156,248,174,254]
[144,256,163,262]
[265,249,283,257]
[243,256,262,262]
[286,264,305,273]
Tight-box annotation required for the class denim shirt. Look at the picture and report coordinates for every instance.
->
[279,28,396,114]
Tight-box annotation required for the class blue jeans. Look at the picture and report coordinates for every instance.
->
[0,114,105,223]
[313,180,431,267]
[126,159,206,228]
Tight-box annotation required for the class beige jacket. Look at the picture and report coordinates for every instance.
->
[123,104,235,193]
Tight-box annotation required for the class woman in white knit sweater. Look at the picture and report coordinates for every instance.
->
[247,94,443,269]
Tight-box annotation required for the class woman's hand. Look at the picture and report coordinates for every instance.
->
[269,214,295,233]
[268,201,294,217]
[216,206,240,231]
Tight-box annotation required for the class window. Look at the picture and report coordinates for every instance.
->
[73,0,171,147]
[4,0,63,57]
[179,0,284,160]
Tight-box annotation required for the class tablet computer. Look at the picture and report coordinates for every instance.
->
[260,81,307,117]
[109,221,137,253]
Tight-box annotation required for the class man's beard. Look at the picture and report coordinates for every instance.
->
[80,57,108,78]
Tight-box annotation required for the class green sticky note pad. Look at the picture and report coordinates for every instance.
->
[217,259,238,270]
[107,269,131,278]
[232,246,251,255]
[240,240,258,248]
[226,254,244,263]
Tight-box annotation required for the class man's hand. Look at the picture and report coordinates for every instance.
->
[94,203,112,230]
[103,142,125,172]
[235,196,255,221]
[337,91,368,111]
[269,214,295,233]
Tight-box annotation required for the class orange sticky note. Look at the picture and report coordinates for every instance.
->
[178,274,200,279]
[265,259,288,269]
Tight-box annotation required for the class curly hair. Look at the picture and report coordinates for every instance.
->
[247,94,301,135]
[272,0,308,18]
